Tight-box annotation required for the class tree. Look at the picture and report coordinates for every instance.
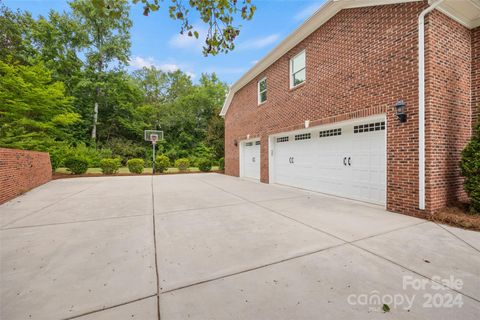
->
[70,0,132,141]
[0,4,34,63]
[95,0,256,55]
[0,60,80,150]
[133,67,194,104]
[97,71,147,142]
[28,10,87,94]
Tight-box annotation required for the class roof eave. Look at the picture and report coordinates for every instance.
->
[220,0,479,117]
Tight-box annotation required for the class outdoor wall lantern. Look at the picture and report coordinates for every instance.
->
[394,100,407,123]
[234,139,238,147]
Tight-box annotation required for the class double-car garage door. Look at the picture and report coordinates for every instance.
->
[240,117,386,206]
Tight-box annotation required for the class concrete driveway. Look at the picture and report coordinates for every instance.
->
[1,174,479,319]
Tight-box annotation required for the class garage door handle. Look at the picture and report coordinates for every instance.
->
[348,157,351,166]
[252,157,255,162]
[343,157,346,166]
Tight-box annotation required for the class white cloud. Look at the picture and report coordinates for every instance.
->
[251,60,259,65]
[129,56,196,79]
[294,2,324,21]
[168,26,207,52]
[238,34,280,50]
[129,56,180,72]
[185,71,196,79]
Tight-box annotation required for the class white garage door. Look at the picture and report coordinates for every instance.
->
[272,118,386,205]
[241,140,260,179]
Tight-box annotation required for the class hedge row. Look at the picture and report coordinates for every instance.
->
[62,155,224,175]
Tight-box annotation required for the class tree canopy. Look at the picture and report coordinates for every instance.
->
[0,1,228,168]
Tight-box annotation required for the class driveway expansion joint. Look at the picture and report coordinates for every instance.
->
[1,180,105,228]
[64,294,158,320]
[151,176,161,320]
[433,222,480,254]
[0,213,152,231]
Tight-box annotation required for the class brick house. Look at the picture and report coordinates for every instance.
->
[220,0,480,216]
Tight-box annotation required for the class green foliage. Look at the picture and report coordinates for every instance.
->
[69,0,132,140]
[48,143,71,171]
[129,0,256,55]
[0,60,80,151]
[64,156,89,174]
[175,158,190,171]
[102,138,145,165]
[127,158,145,174]
[0,5,34,63]
[99,158,120,174]
[66,143,112,167]
[461,123,480,213]
[218,157,225,171]
[155,154,170,173]
[198,158,212,172]
[0,3,226,166]
[188,143,215,167]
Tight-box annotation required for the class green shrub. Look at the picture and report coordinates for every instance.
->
[103,138,145,165]
[100,158,120,175]
[461,123,480,213]
[155,154,170,173]
[175,158,190,171]
[198,158,212,172]
[66,143,112,167]
[47,143,70,172]
[218,157,225,171]
[64,156,89,175]
[127,158,145,174]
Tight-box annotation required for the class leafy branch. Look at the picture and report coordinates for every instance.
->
[93,0,256,55]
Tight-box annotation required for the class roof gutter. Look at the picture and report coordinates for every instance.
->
[418,0,445,210]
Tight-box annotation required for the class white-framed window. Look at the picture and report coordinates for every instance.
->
[258,77,267,104]
[290,50,306,88]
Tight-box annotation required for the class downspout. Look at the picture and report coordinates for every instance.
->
[418,0,444,210]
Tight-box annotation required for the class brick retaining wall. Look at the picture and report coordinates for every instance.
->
[0,148,52,204]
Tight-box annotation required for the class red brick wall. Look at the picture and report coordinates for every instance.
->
[0,148,52,204]
[473,27,480,125]
[224,2,475,216]
[225,2,424,215]
[424,11,473,212]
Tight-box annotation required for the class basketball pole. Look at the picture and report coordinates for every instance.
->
[152,141,156,175]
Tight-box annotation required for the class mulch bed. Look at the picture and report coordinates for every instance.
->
[53,170,224,180]
[427,203,480,231]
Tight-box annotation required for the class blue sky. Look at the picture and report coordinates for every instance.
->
[4,0,324,84]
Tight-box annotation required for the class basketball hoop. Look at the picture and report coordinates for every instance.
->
[150,134,158,145]
[144,129,164,175]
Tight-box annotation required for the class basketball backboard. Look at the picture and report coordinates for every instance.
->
[144,130,164,142]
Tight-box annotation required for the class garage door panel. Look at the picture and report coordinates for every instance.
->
[272,118,386,206]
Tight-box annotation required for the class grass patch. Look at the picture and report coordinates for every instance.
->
[55,166,219,175]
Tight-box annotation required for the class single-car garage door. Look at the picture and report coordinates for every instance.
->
[272,118,386,205]
[241,140,260,179]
